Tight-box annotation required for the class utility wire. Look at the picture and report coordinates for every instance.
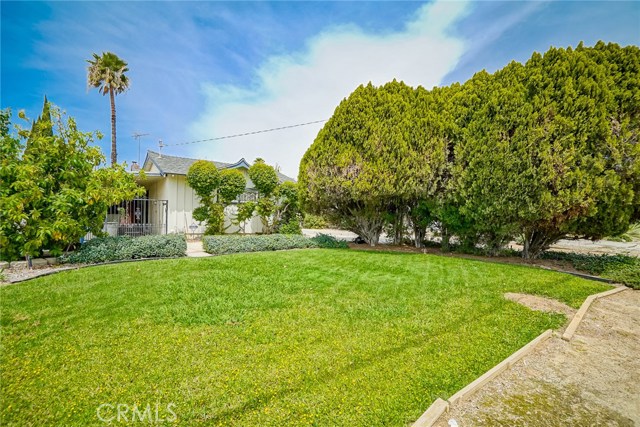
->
[166,119,328,147]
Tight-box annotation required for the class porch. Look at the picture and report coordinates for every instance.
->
[104,198,169,237]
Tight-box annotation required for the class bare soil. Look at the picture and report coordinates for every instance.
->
[433,289,640,427]
[504,292,576,318]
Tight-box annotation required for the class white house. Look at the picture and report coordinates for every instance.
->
[104,150,295,236]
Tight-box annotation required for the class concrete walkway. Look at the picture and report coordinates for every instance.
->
[434,289,640,426]
[186,241,211,258]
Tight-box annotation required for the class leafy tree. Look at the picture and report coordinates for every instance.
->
[248,159,279,196]
[87,52,130,166]
[246,160,300,234]
[219,169,246,204]
[186,160,220,197]
[186,161,246,234]
[235,201,256,234]
[0,105,143,261]
[272,181,302,234]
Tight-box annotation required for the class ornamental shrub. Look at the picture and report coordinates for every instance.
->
[310,234,349,249]
[203,234,317,255]
[278,218,302,235]
[248,160,279,196]
[303,214,328,229]
[540,251,639,288]
[63,234,187,264]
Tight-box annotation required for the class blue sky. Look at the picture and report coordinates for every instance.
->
[2,1,639,177]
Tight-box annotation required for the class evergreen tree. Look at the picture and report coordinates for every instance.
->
[299,42,640,256]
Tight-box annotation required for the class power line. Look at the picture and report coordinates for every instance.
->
[166,119,328,147]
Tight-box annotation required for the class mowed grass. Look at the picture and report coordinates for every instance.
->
[0,249,609,426]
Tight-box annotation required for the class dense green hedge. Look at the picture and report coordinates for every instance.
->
[203,234,349,255]
[203,234,315,255]
[64,234,187,264]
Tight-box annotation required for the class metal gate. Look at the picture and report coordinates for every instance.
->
[104,198,168,237]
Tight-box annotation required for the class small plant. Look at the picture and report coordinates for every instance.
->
[278,218,302,235]
[310,234,348,249]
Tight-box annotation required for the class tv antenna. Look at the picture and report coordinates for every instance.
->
[132,132,150,164]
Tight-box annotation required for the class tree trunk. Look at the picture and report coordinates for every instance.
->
[110,87,117,166]
[350,209,384,246]
[413,225,425,248]
[441,228,451,252]
[393,207,404,245]
[522,229,564,259]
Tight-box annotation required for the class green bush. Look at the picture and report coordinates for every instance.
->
[303,214,328,229]
[310,234,349,249]
[203,234,317,255]
[63,234,187,264]
[541,251,640,289]
[278,219,302,235]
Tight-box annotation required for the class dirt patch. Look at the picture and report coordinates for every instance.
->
[433,289,640,427]
[504,292,576,317]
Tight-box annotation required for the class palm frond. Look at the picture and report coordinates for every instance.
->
[86,51,130,94]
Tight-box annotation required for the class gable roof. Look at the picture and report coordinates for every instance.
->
[143,150,295,183]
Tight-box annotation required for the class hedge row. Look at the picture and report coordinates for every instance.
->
[203,234,347,255]
[64,234,187,264]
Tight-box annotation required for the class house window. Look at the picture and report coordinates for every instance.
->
[235,190,258,203]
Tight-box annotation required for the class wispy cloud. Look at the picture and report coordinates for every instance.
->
[187,0,471,177]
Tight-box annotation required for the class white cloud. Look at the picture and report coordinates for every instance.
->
[187,0,470,178]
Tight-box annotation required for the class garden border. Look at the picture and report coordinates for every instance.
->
[561,286,628,341]
[412,285,630,427]
[1,256,187,285]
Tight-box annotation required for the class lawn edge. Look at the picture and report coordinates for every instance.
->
[412,285,631,427]
[561,286,629,341]
[411,329,552,427]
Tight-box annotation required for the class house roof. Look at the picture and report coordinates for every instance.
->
[143,150,295,183]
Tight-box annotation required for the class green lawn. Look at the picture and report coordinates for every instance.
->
[0,249,609,426]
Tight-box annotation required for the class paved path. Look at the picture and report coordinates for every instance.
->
[186,240,211,258]
[515,238,640,257]
[434,289,640,426]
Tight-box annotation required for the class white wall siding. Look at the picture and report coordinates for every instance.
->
[139,173,264,235]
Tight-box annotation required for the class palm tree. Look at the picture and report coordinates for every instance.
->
[87,52,130,166]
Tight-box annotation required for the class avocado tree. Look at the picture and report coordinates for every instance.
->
[0,104,144,261]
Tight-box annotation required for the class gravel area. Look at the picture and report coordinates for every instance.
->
[1,264,80,285]
[433,289,640,427]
